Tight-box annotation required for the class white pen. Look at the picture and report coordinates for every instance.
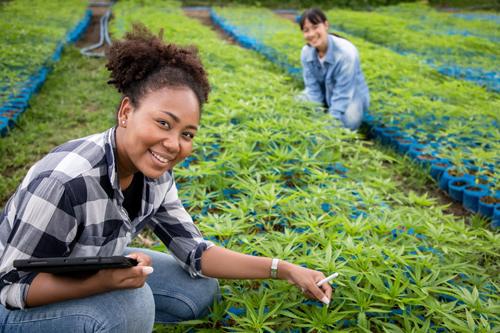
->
[317,272,339,287]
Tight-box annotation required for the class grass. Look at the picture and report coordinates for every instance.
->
[0,47,118,206]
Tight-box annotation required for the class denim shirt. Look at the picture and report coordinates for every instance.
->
[301,34,369,117]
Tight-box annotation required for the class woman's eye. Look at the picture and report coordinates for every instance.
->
[183,132,195,140]
[158,120,171,129]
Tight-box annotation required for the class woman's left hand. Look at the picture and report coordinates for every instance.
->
[278,261,333,305]
[126,252,152,267]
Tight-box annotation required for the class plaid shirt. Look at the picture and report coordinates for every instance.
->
[0,128,213,309]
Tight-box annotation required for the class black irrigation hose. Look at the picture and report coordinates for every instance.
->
[80,3,114,58]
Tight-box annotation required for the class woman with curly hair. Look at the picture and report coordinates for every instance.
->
[299,8,370,130]
[0,24,332,332]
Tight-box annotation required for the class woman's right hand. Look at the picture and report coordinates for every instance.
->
[278,261,333,305]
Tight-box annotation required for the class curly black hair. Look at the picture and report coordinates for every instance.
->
[106,23,210,110]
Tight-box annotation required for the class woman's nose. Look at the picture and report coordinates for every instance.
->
[162,135,180,154]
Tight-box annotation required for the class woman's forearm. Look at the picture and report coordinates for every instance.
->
[26,272,109,307]
[25,254,152,308]
[200,246,292,280]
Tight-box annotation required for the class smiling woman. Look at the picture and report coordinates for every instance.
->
[0,23,331,332]
[299,8,370,130]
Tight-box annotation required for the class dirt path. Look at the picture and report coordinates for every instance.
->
[183,7,236,44]
[75,2,113,54]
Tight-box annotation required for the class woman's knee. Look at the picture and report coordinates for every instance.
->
[194,277,219,318]
[154,277,219,323]
[342,99,364,130]
[91,284,155,332]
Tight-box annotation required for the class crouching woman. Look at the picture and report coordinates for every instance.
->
[299,8,370,130]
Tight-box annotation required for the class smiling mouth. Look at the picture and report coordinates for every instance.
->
[150,150,171,164]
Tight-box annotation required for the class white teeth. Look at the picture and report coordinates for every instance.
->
[151,151,169,163]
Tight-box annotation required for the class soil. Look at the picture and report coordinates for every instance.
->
[477,178,489,184]
[182,7,237,44]
[465,186,481,192]
[417,154,437,161]
[466,167,478,175]
[480,196,500,204]
[448,169,464,177]
[75,3,113,54]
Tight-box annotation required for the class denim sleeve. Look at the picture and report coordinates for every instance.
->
[327,50,359,116]
[301,50,324,105]
[149,180,213,278]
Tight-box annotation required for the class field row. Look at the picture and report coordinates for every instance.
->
[0,0,91,136]
[210,6,500,220]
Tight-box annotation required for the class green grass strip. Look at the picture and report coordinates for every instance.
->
[0,0,89,105]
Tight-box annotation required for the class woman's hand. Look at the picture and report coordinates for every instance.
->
[278,261,333,305]
[94,252,153,291]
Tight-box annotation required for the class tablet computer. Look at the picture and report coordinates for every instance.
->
[13,256,138,274]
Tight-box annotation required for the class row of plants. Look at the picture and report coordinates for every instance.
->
[210,6,500,221]
[0,0,91,137]
[452,12,500,22]
[375,3,499,42]
[324,8,499,92]
[109,1,499,331]
[181,0,420,9]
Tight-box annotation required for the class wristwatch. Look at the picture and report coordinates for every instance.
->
[270,258,279,279]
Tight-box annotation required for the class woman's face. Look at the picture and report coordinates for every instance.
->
[116,86,200,180]
[302,18,329,51]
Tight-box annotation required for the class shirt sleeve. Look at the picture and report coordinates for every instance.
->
[149,178,213,278]
[328,48,359,116]
[0,176,78,309]
[301,47,325,105]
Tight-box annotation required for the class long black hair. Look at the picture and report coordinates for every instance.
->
[299,8,346,40]
[299,8,327,31]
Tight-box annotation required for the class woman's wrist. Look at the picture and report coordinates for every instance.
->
[276,260,293,281]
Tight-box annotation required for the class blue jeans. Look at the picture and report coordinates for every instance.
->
[297,90,369,131]
[0,248,219,332]
[329,94,369,131]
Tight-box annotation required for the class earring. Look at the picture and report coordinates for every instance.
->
[122,120,126,126]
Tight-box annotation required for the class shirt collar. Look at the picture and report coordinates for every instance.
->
[105,127,121,192]
[305,34,336,65]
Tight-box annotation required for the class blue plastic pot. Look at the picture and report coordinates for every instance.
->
[493,205,500,228]
[478,195,499,218]
[415,153,438,168]
[439,169,475,192]
[463,184,490,213]
[395,137,417,154]
[407,143,427,159]
[0,117,10,136]
[372,126,399,143]
[430,159,452,181]
[380,128,400,146]
[448,178,473,203]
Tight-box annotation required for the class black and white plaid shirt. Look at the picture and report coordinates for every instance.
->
[0,128,213,309]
